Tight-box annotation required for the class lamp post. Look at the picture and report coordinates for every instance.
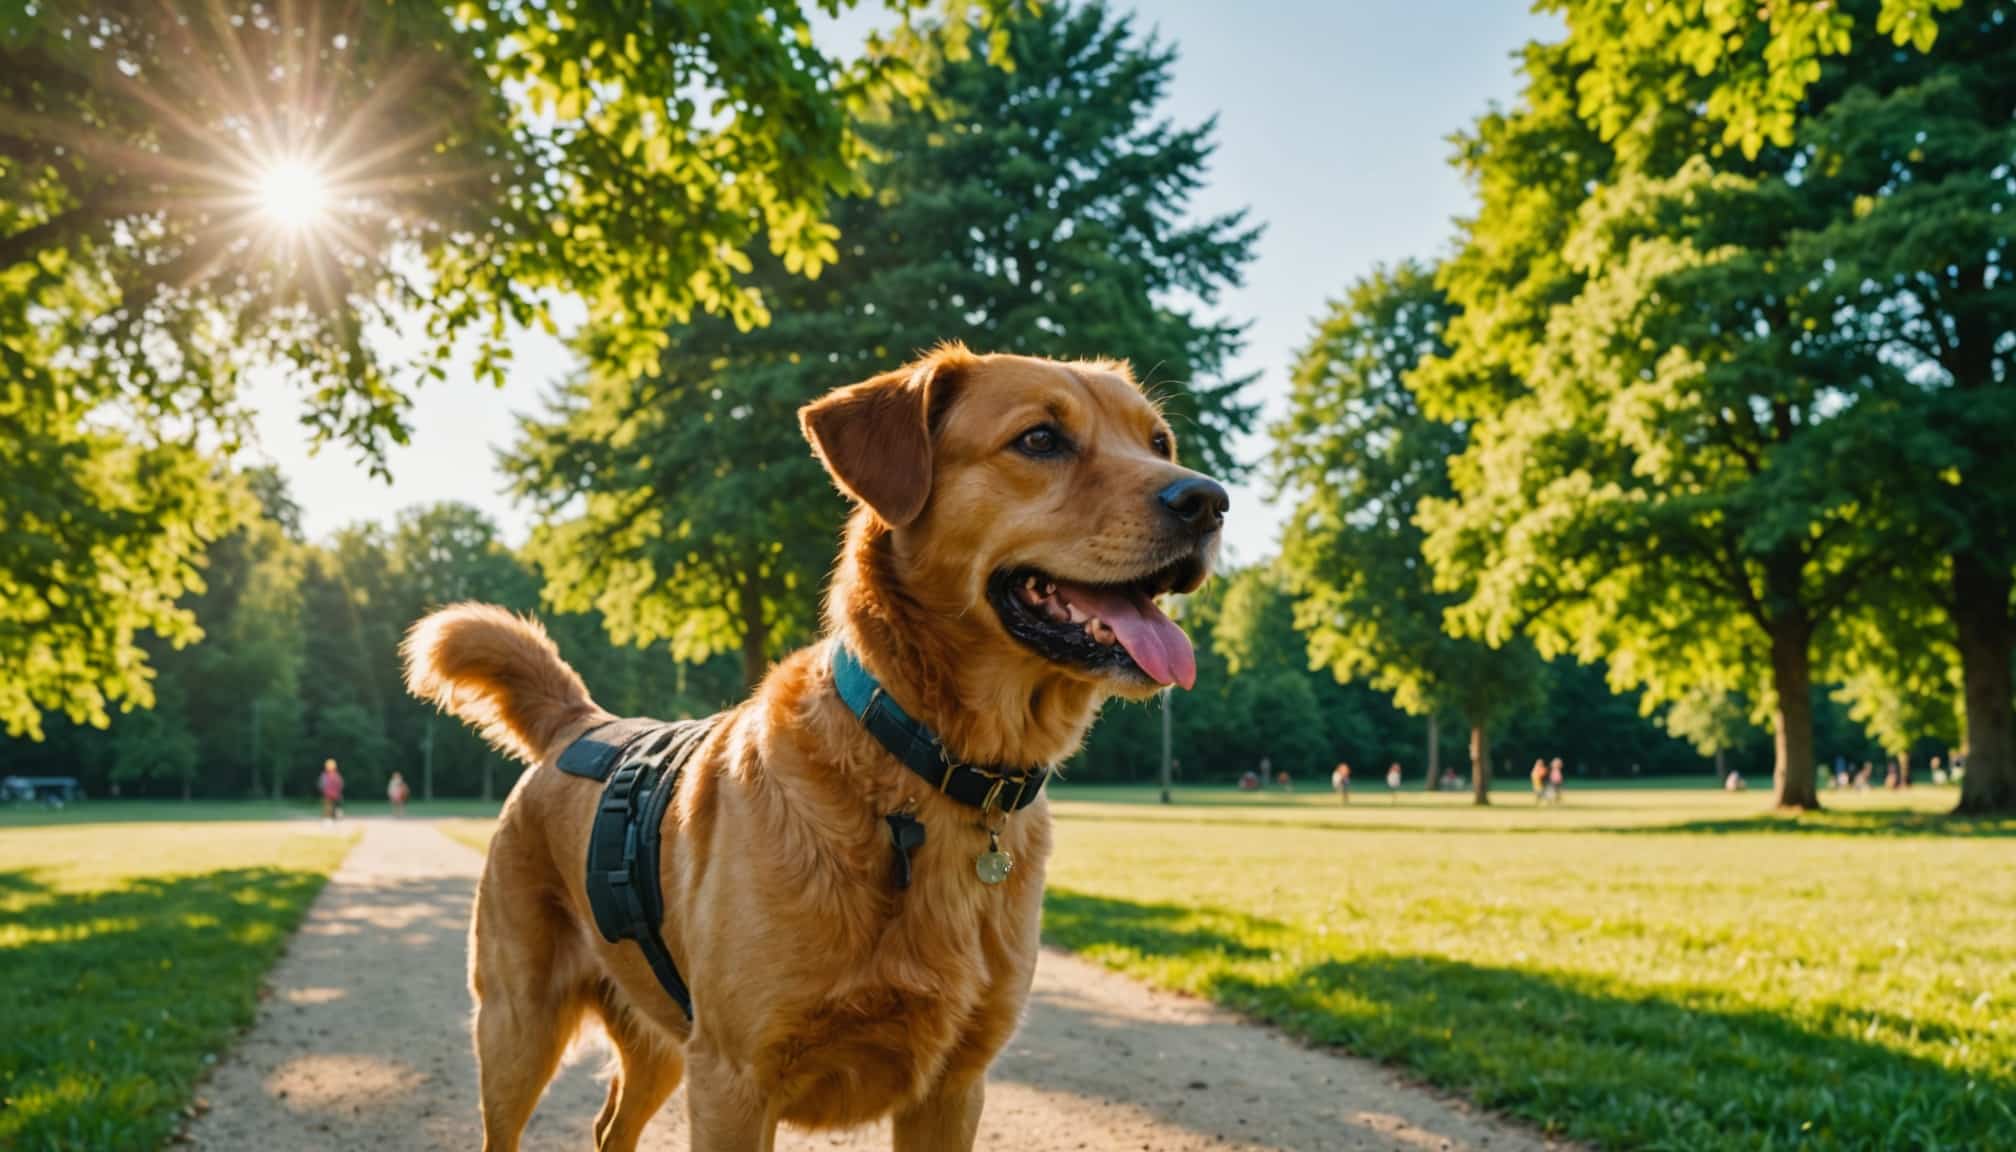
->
[1160,688,1174,805]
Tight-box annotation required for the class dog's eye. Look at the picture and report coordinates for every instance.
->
[1015,425,1065,458]
[1151,431,1173,458]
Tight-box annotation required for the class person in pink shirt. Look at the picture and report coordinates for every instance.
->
[318,759,345,823]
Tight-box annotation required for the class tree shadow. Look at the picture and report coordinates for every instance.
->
[1043,889,2014,1150]
[0,866,333,1151]
[1615,808,2016,838]
[1044,889,1273,961]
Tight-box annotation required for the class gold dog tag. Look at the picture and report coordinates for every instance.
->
[975,829,1014,885]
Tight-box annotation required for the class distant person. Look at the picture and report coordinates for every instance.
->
[318,759,344,823]
[1276,770,1293,791]
[1442,768,1460,790]
[1931,755,1947,785]
[387,770,411,817]
[1385,761,1402,800]
[1330,762,1350,805]
[1547,757,1565,804]
[1855,761,1874,790]
[1238,770,1261,792]
[1834,759,1851,790]
[1884,759,1900,790]
[1530,759,1548,804]
[1724,768,1747,792]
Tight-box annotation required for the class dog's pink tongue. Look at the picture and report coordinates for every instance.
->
[1056,583,1197,690]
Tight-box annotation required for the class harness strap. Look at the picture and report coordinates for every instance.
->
[576,716,717,1022]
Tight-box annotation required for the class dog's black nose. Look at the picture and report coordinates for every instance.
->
[1157,475,1229,533]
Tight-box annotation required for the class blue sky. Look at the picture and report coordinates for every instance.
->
[249,0,1555,563]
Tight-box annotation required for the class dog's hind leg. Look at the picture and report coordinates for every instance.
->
[591,990,685,1151]
[470,878,581,1152]
[472,979,580,1152]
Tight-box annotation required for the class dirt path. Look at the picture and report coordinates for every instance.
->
[189,819,1558,1151]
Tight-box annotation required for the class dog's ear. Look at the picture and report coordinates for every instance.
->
[800,348,967,528]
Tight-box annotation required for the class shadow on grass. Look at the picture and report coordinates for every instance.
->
[1044,889,2014,1151]
[1621,808,2016,839]
[0,866,332,1152]
[0,800,505,829]
[1048,806,2015,841]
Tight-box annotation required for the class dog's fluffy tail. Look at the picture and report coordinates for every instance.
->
[402,603,601,765]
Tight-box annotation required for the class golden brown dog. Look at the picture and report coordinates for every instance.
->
[403,344,1226,1151]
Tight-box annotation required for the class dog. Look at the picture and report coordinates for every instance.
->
[402,343,1227,1151]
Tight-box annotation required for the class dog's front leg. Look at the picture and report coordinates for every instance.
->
[684,1053,778,1152]
[892,1076,984,1152]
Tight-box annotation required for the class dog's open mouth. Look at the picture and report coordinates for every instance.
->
[987,554,1205,689]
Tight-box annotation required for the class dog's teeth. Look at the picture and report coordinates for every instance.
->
[1041,580,1057,596]
[1065,604,1087,623]
[1090,619,1116,645]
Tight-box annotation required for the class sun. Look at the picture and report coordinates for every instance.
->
[255,157,332,232]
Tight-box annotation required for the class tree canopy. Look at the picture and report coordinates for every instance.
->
[0,0,1008,738]
[1273,262,1544,804]
[1414,0,1993,809]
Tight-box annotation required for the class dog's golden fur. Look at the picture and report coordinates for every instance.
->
[404,345,1221,1151]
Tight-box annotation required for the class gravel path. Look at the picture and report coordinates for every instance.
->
[188,819,1560,1151]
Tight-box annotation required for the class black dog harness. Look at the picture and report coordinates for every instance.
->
[556,716,719,1022]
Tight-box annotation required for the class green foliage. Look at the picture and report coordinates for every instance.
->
[0,0,1013,464]
[509,0,1259,684]
[0,0,1008,743]
[1557,0,1964,159]
[0,824,350,1151]
[1044,789,2016,1150]
[1273,262,1542,740]
[1663,685,1755,761]
[0,395,238,738]
[0,467,722,800]
[1413,1,1995,807]
[1072,568,1413,784]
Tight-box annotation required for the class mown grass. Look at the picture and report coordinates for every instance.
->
[437,818,499,856]
[0,798,503,828]
[414,782,2016,1148]
[0,822,354,1151]
[1044,784,2016,1150]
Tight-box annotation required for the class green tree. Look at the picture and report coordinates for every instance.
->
[1414,2,1976,810]
[1663,686,1756,782]
[1767,2,2014,812]
[109,675,199,800]
[508,0,1258,687]
[1274,263,1542,805]
[0,0,1009,740]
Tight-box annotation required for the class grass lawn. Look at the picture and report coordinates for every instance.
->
[1044,782,2016,1150]
[0,819,354,1151]
[0,797,504,828]
[437,818,500,856]
[414,781,2016,1149]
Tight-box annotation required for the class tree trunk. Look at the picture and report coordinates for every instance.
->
[182,774,192,803]
[1715,747,1726,782]
[1469,722,1490,806]
[739,572,770,691]
[1768,616,1820,809]
[1425,714,1440,792]
[1954,551,2016,814]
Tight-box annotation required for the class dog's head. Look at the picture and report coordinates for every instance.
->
[802,345,1225,706]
